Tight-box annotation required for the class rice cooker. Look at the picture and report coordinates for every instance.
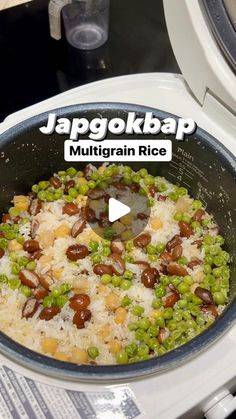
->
[0,1,235,418]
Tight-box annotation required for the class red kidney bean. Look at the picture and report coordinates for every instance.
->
[195,287,214,304]
[93,264,113,276]
[88,188,105,200]
[109,253,125,276]
[129,183,140,193]
[98,212,110,228]
[166,235,182,252]
[73,309,92,329]
[71,219,86,238]
[22,299,39,319]
[19,269,40,288]
[133,233,151,248]
[63,203,80,216]
[164,292,179,308]
[84,164,94,180]
[30,220,39,239]
[159,252,173,263]
[23,239,40,253]
[141,267,159,288]
[201,304,218,318]
[30,250,43,260]
[192,209,205,222]
[171,244,183,261]
[33,287,49,301]
[137,212,148,220]
[158,195,167,201]
[179,221,193,238]
[133,261,151,270]
[69,294,91,311]
[49,176,61,189]
[0,248,4,258]
[168,283,180,295]
[158,328,170,344]
[64,180,75,194]
[187,259,202,269]
[39,306,61,321]
[81,206,96,223]
[39,275,53,290]
[167,262,188,277]
[149,185,158,197]
[2,213,11,223]
[13,216,21,224]
[193,239,202,249]
[113,182,126,190]
[29,199,42,216]
[111,241,125,255]
[66,244,89,261]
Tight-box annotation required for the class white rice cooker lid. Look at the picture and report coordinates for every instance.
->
[163,0,236,113]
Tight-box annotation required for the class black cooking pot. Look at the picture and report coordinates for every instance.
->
[0,103,235,382]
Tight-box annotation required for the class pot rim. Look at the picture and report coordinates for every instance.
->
[0,101,236,382]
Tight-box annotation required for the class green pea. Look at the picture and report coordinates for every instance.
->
[192,200,202,210]
[169,192,178,201]
[125,241,133,251]
[186,319,197,329]
[125,343,138,357]
[37,191,47,201]
[102,239,111,247]
[155,317,165,328]
[103,227,115,240]
[215,235,225,245]
[178,256,188,265]
[148,254,158,262]
[157,183,167,192]
[87,180,96,189]
[139,187,148,196]
[123,270,134,280]
[26,261,36,271]
[20,285,32,297]
[212,267,222,277]
[91,253,102,264]
[191,221,201,229]
[58,171,67,177]
[174,212,183,221]
[183,275,193,285]
[144,175,154,185]
[56,295,68,308]
[88,240,99,253]
[100,274,111,285]
[160,275,170,286]
[147,199,155,207]
[66,167,77,178]
[79,184,89,195]
[182,214,191,224]
[11,263,21,275]
[123,165,133,175]
[167,320,177,331]
[121,295,131,307]
[5,230,16,240]
[132,305,144,317]
[54,190,63,200]
[196,314,205,326]
[148,338,159,352]
[45,192,55,202]
[147,325,159,337]
[51,288,61,297]
[138,318,151,331]
[173,311,182,322]
[146,244,156,255]
[155,285,166,298]
[68,188,78,198]
[60,283,72,294]
[204,255,214,264]
[87,346,99,359]
[102,247,111,257]
[137,344,149,356]
[20,218,30,225]
[38,180,50,190]
[124,255,134,263]
[178,282,190,294]
[110,276,120,287]
[128,322,139,331]
[213,291,226,305]
[171,276,181,287]
[43,296,55,308]
[177,299,187,308]
[191,295,202,305]
[8,278,21,289]
[123,176,132,186]
[91,171,99,181]
[32,184,39,193]
[135,329,147,342]
[204,264,212,274]
[139,168,148,178]
[156,243,166,253]
[120,279,131,290]
[177,187,188,196]
[182,311,192,321]
[163,308,173,319]
[9,252,18,262]
[116,350,128,364]
[0,274,8,283]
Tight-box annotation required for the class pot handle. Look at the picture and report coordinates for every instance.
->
[48,0,72,40]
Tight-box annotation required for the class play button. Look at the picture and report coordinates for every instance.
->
[108,198,131,223]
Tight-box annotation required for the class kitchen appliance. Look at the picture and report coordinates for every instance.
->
[0,0,235,418]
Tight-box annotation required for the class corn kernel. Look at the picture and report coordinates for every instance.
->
[70,348,88,364]
[114,307,127,324]
[108,339,122,354]
[52,267,63,280]
[41,337,58,355]
[13,195,29,212]
[54,224,71,238]
[98,166,105,174]
[54,352,70,362]
[8,239,23,251]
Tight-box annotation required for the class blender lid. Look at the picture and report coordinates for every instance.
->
[163,0,236,113]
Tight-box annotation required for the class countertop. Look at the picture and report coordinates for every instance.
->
[0,0,180,121]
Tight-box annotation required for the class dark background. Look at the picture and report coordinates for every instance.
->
[0,0,179,121]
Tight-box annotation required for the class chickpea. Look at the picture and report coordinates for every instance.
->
[70,348,88,364]
[98,324,111,339]
[38,255,53,267]
[54,224,71,238]
[150,218,163,230]
[38,231,55,248]
[114,307,127,324]
[108,340,122,354]
[105,293,120,311]
[41,337,58,355]
[8,239,23,251]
